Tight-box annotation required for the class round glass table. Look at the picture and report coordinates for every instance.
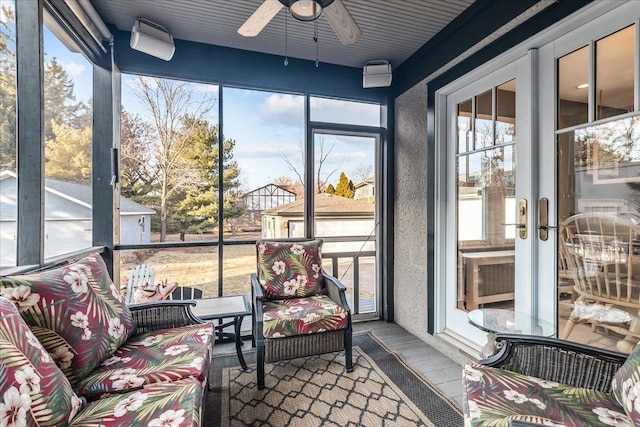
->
[468,308,556,358]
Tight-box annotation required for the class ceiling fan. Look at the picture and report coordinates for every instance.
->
[238,0,362,45]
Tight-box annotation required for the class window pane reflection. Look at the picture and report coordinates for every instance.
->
[457,146,515,312]
[558,46,589,129]
[596,25,635,121]
[457,79,516,312]
[496,80,516,145]
[43,15,93,261]
[557,115,640,351]
[458,99,472,153]
[559,116,640,224]
[475,90,493,149]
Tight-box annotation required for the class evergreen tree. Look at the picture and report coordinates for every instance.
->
[44,122,91,184]
[176,116,244,233]
[41,58,92,183]
[0,11,90,172]
[44,57,88,139]
[334,172,354,198]
[325,183,336,194]
[0,4,16,171]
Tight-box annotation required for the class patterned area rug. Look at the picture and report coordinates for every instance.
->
[206,331,463,426]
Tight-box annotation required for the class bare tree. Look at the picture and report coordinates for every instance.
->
[281,138,305,186]
[120,109,156,198]
[133,77,215,241]
[271,176,303,197]
[273,176,293,186]
[351,163,374,183]
[280,135,341,194]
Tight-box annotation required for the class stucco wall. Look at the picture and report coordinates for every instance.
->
[394,83,430,341]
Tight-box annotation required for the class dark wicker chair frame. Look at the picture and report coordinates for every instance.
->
[128,299,206,334]
[251,271,354,390]
[483,334,627,393]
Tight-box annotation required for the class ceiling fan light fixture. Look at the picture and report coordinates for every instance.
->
[290,0,323,21]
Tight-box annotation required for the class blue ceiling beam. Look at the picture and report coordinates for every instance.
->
[111,27,387,104]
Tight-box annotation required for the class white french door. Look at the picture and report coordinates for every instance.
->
[536,3,640,335]
[437,1,640,351]
[439,54,538,346]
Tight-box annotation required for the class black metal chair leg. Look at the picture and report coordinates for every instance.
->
[234,315,247,370]
[345,328,353,372]
[257,342,265,389]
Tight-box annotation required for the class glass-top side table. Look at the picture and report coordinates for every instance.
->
[190,294,252,370]
[468,308,556,358]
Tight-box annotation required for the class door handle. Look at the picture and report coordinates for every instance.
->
[537,197,557,241]
[502,198,527,239]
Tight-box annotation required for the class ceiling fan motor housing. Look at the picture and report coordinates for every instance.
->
[280,0,336,21]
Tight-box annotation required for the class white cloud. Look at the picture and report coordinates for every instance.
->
[236,142,300,160]
[310,97,379,126]
[258,94,304,127]
[63,61,86,76]
[195,84,219,95]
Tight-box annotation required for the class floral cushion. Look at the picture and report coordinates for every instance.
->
[67,377,202,427]
[463,362,632,426]
[0,253,136,386]
[75,323,214,401]
[262,295,348,339]
[0,296,83,427]
[256,240,325,299]
[612,342,640,422]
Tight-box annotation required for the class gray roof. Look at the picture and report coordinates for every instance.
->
[262,193,373,217]
[0,171,154,220]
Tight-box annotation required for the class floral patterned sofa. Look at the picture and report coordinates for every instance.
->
[462,333,640,426]
[0,253,214,427]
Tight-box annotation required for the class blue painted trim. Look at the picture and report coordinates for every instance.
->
[394,0,594,98]
[112,27,387,104]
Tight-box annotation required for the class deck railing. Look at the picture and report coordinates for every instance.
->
[323,250,376,315]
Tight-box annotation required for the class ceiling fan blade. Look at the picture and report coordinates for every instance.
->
[323,0,362,45]
[238,0,284,37]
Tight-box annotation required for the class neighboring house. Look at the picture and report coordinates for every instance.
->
[261,193,375,252]
[0,171,154,267]
[242,184,297,222]
[353,178,375,203]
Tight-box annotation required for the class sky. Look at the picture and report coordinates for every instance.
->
[121,77,379,191]
[39,7,380,192]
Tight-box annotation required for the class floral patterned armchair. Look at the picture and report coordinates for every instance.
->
[462,334,640,426]
[251,239,353,389]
